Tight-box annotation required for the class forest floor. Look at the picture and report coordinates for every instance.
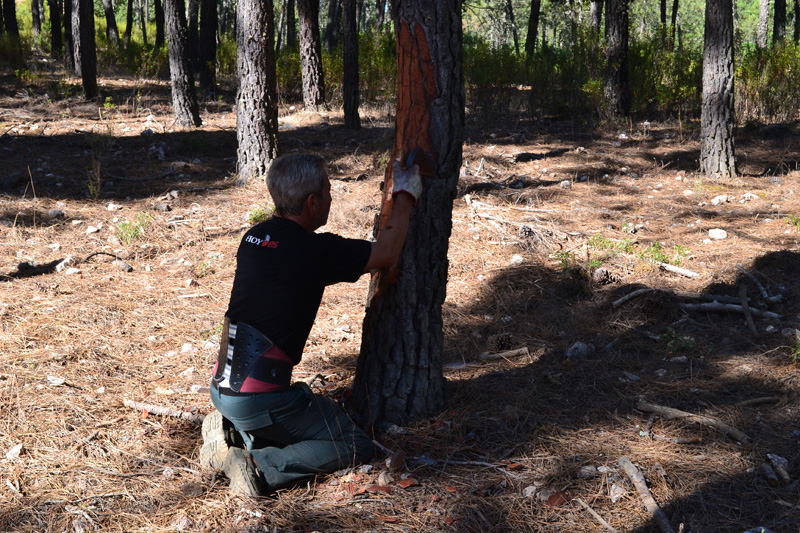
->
[2,67,800,533]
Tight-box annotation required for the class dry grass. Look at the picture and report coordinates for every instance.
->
[3,69,800,532]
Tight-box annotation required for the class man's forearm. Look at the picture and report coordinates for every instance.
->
[363,192,415,272]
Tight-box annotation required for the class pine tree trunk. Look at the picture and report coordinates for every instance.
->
[794,0,799,42]
[375,0,386,31]
[102,0,121,47]
[124,0,133,45]
[701,0,736,180]
[48,0,63,58]
[590,0,603,33]
[604,0,630,119]
[199,0,218,89]
[297,0,326,110]
[65,0,75,68]
[324,0,341,50]
[354,0,464,426]
[773,0,786,43]
[32,0,42,39]
[343,0,359,128]
[164,0,201,126]
[74,0,97,99]
[286,0,297,48]
[236,0,279,180]
[757,0,770,48]
[154,0,165,49]
[3,0,19,35]
[505,0,519,55]
[187,0,199,69]
[525,0,541,59]
[138,0,147,46]
[669,0,679,42]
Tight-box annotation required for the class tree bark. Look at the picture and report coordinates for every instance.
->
[65,0,75,69]
[124,0,133,46]
[198,0,218,89]
[525,0,541,59]
[154,0,165,49]
[187,0,199,69]
[102,0,121,47]
[286,0,297,48]
[32,0,43,39]
[757,0,769,48]
[49,0,63,58]
[164,0,201,126]
[794,0,799,42]
[505,0,519,55]
[669,0,679,42]
[138,0,147,46]
[324,0,341,50]
[660,0,667,27]
[343,0,360,128]
[354,0,464,426]
[73,0,98,99]
[590,0,603,33]
[297,0,326,110]
[375,0,386,31]
[236,0,280,180]
[773,0,786,43]
[604,0,630,119]
[3,0,19,35]
[701,0,736,180]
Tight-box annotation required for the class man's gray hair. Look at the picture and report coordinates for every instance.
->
[267,153,327,216]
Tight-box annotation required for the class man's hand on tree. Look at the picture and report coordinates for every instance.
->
[392,160,423,204]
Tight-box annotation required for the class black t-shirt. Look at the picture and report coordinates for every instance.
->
[225,216,372,364]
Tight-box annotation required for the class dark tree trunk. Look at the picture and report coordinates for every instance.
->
[124,0,134,46]
[138,0,148,46]
[286,0,297,48]
[375,0,386,31]
[0,1,4,35]
[102,0,121,47]
[525,0,541,59]
[590,0,603,33]
[604,0,630,119]
[236,0,279,180]
[701,0,736,180]
[773,0,786,43]
[343,0,359,128]
[297,0,326,110]
[757,0,769,48]
[164,0,201,126]
[794,0,799,42]
[199,0,218,89]
[670,0,679,42]
[154,0,165,49]
[505,0,519,55]
[32,0,43,39]
[354,0,464,426]
[3,0,20,36]
[276,0,285,50]
[49,0,63,58]
[65,0,75,69]
[660,0,667,27]
[188,0,199,70]
[74,0,98,99]
[324,0,341,50]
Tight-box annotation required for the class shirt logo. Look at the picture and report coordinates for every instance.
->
[244,234,279,248]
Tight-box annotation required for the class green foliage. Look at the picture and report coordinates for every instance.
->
[659,327,696,353]
[786,214,800,230]
[641,241,669,264]
[217,35,238,78]
[738,41,800,123]
[791,341,800,364]
[464,36,525,120]
[588,233,635,255]
[86,156,103,200]
[552,250,576,270]
[116,212,153,244]
[358,31,397,104]
[276,49,303,101]
[247,206,273,225]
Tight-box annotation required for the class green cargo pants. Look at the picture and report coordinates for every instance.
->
[210,382,373,491]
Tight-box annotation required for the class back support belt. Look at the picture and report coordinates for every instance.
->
[213,319,292,393]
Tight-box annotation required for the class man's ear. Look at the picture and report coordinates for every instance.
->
[305,193,318,212]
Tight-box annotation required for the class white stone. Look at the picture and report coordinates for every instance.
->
[708,228,727,240]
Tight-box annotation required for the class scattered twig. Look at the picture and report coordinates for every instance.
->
[736,264,783,303]
[678,302,782,319]
[653,261,700,278]
[122,399,204,424]
[478,347,530,361]
[735,396,780,407]
[575,497,620,533]
[740,285,759,334]
[637,399,751,444]
[612,288,654,308]
[618,456,675,533]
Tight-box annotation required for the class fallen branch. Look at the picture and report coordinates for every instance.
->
[612,288,654,308]
[736,265,783,303]
[735,396,780,407]
[576,497,620,533]
[679,301,782,319]
[122,399,204,424]
[653,261,700,278]
[618,456,675,533]
[479,347,530,361]
[637,399,751,444]
[740,285,758,335]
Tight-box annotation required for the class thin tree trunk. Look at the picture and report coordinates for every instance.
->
[49,0,63,58]
[757,0,769,48]
[660,0,667,27]
[504,0,519,55]
[604,0,630,119]
[188,0,199,70]
[354,0,464,426]
[701,0,736,180]
[236,0,279,180]
[525,0,541,59]
[138,0,148,46]
[324,0,341,50]
[74,0,98,99]
[102,0,121,47]
[670,0,679,42]
[3,0,20,35]
[199,0,218,89]
[65,0,75,69]
[164,0,201,126]
[343,0,359,128]
[276,0,285,50]
[32,0,42,39]
[124,0,134,45]
[773,0,786,43]
[590,0,603,33]
[794,0,799,42]
[298,0,326,110]
[375,0,386,31]
[286,0,297,48]
[154,0,165,49]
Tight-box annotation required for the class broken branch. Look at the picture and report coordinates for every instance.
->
[637,399,751,444]
[122,399,204,424]
[479,347,530,361]
[618,456,675,533]
[653,261,700,278]
[678,301,782,319]
[576,497,620,533]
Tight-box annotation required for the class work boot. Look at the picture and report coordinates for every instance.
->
[199,410,230,470]
[223,447,268,497]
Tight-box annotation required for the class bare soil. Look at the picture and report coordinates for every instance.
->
[3,68,800,533]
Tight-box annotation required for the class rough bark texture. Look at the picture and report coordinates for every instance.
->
[164,0,201,126]
[525,0,541,58]
[757,0,770,48]
[773,0,786,43]
[297,0,326,110]
[73,0,97,98]
[102,0,120,47]
[235,0,280,180]
[701,0,736,180]
[49,0,63,58]
[354,0,464,426]
[604,0,630,119]
[154,0,165,49]
[589,0,603,33]
[343,0,360,129]
[199,0,218,89]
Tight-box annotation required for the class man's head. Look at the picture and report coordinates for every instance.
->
[267,153,331,229]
